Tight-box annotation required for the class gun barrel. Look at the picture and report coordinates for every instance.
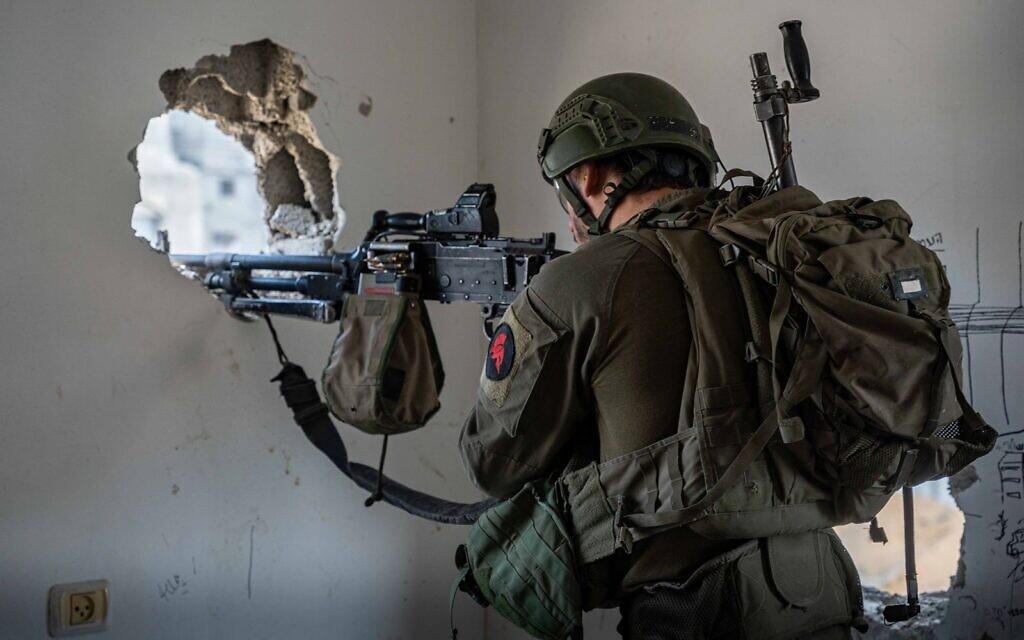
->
[205,273,305,293]
[223,296,340,323]
[749,52,799,188]
[750,52,772,80]
[170,252,351,274]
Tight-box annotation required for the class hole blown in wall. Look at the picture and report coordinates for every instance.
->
[835,478,964,597]
[129,39,343,271]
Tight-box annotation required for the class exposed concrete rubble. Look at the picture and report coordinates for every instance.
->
[268,203,334,255]
[269,203,327,238]
[156,39,342,255]
[834,489,968,637]
[861,588,948,639]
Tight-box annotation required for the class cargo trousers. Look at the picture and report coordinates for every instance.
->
[616,531,865,640]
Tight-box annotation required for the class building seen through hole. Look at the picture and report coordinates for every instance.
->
[132,110,266,255]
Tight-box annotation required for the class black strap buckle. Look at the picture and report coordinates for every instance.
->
[612,496,635,554]
[293,402,330,428]
[747,256,780,286]
[887,448,920,492]
[719,243,742,267]
[744,341,761,363]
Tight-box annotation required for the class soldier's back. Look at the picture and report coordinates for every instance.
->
[527,219,743,601]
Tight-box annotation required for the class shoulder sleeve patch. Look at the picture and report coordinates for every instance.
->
[485,323,516,381]
[480,306,533,407]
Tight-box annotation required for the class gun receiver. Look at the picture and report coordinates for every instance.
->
[171,184,564,333]
[749,20,821,189]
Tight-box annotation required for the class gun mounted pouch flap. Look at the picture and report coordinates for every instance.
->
[322,286,445,435]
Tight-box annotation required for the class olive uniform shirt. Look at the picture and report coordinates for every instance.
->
[459,189,742,603]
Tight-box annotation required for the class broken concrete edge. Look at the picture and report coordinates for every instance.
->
[126,130,172,259]
[944,463,976,619]
[127,38,345,266]
[948,463,979,496]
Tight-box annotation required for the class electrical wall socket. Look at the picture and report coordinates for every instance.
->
[47,580,109,637]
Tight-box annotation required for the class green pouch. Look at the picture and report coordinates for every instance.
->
[452,481,582,640]
[321,290,444,435]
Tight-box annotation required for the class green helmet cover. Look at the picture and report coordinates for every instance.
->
[537,73,719,234]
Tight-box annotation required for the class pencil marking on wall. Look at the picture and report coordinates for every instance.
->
[935,220,1024,638]
[158,574,189,601]
[247,523,255,600]
[942,223,1024,435]
[999,441,1024,503]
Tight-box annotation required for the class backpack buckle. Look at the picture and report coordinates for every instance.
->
[719,243,742,267]
[744,341,765,363]
[748,256,780,286]
[612,496,635,554]
[779,416,805,443]
[886,448,920,492]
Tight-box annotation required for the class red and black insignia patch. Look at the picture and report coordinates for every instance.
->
[485,323,515,381]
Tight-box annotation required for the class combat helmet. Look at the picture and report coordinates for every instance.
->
[537,72,719,235]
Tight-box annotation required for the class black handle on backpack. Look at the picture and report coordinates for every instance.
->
[779,20,820,103]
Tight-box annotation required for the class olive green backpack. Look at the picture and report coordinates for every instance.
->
[560,184,996,617]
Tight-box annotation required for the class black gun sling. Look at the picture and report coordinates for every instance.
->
[265,318,498,525]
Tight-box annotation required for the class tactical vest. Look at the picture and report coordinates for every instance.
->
[560,185,996,567]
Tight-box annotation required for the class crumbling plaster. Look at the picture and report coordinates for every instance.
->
[153,39,343,254]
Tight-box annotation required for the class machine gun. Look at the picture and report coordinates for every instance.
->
[169,183,562,525]
[171,183,565,336]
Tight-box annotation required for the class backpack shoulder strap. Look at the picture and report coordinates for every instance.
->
[615,227,672,268]
[582,227,768,546]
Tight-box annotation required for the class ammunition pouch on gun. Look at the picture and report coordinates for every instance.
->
[322,284,445,435]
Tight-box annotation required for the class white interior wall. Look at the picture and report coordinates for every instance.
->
[0,1,486,638]
[476,1,1024,638]
[4,1,1024,639]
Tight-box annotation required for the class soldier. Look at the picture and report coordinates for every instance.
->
[459,73,862,639]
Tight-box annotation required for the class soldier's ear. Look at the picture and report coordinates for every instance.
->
[575,161,611,198]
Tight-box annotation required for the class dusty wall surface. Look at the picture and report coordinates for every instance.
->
[475,1,1024,638]
[0,1,485,638]
[4,1,1024,638]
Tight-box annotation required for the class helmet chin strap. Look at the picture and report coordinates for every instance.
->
[556,148,659,236]
[594,149,657,235]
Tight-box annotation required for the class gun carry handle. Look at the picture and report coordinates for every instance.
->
[779,20,820,102]
[365,210,425,241]
[384,212,425,231]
